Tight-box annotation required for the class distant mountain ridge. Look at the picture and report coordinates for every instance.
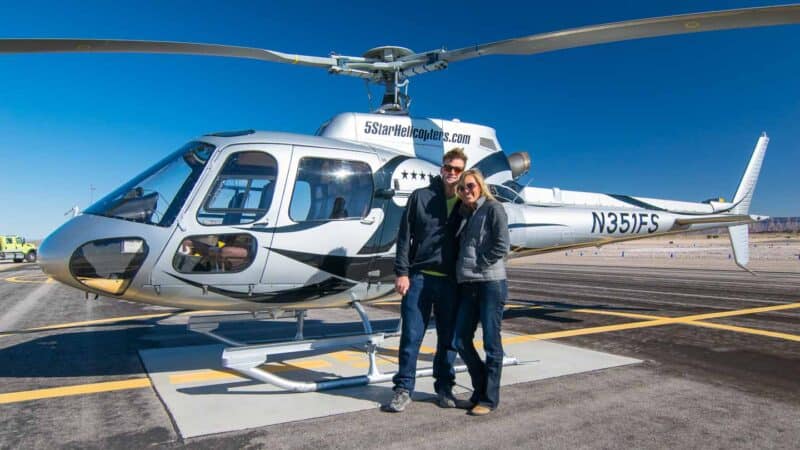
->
[749,217,800,233]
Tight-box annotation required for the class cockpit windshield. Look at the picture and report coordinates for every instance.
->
[85,141,215,226]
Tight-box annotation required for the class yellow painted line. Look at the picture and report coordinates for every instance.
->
[0,313,175,337]
[682,321,800,342]
[4,274,54,284]
[28,313,175,331]
[374,301,540,310]
[169,359,332,385]
[0,378,151,405]
[670,302,800,322]
[419,345,435,354]
[329,350,366,362]
[503,317,679,344]
[0,310,226,337]
[380,345,434,355]
[503,302,800,344]
[572,308,664,320]
[496,305,666,347]
[169,369,240,385]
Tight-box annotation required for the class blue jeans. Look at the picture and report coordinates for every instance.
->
[453,279,507,409]
[392,273,458,394]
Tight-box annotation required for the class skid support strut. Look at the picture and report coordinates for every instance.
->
[188,310,307,347]
[219,301,518,392]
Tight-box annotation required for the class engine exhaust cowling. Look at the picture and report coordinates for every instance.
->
[508,151,531,180]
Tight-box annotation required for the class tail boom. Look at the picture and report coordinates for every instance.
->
[507,133,770,270]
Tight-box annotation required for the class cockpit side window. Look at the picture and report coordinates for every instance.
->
[198,151,278,226]
[288,157,373,222]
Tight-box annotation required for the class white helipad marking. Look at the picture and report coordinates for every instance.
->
[140,331,641,438]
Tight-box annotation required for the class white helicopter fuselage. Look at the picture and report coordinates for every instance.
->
[38,112,767,312]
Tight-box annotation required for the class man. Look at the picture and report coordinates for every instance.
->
[383,147,467,413]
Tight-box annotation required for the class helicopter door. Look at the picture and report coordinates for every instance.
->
[150,144,291,296]
[262,145,383,301]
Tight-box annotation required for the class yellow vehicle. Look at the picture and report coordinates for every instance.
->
[0,236,37,263]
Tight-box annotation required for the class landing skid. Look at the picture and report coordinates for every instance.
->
[189,301,518,393]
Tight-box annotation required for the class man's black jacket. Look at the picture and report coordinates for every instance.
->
[394,176,461,278]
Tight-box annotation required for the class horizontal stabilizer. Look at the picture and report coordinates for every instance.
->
[674,215,753,226]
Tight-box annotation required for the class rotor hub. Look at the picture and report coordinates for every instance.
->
[362,46,414,62]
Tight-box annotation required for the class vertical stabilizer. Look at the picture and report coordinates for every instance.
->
[728,224,755,274]
[731,133,769,214]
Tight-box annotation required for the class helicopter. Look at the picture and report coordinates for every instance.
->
[2,4,796,392]
[1,4,795,315]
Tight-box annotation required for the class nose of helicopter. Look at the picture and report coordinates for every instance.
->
[38,221,78,286]
[38,215,152,296]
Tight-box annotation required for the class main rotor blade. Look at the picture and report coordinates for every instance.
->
[0,39,336,68]
[434,4,800,63]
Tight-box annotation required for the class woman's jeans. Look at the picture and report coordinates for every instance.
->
[453,279,507,409]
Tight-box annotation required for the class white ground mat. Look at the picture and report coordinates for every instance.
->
[140,332,641,438]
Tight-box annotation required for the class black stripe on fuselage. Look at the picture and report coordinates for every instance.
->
[271,247,396,283]
[237,222,327,234]
[508,223,567,229]
[606,194,669,212]
[473,151,511,179]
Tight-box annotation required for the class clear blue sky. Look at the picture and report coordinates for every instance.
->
[0,0,798,239]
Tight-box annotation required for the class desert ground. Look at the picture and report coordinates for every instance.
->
[512,233,800,273]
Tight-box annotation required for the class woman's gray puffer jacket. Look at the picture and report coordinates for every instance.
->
[456,196,510,283]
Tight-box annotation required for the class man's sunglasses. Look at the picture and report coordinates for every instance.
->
[457,182,478,192]
[442,164,464,174]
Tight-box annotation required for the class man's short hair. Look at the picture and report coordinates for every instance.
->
[443,147,468,165]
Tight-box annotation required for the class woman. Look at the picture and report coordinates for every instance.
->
[453,169,510,416]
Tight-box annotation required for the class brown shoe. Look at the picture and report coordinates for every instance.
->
[468,405,492,416]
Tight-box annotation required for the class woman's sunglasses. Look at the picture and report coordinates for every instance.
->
[457,182,478,193]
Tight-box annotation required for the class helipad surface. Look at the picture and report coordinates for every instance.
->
[140,331,641,438]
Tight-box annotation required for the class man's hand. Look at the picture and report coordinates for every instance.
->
[395,275,410,296]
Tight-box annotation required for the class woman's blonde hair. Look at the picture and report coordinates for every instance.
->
[457,168,495,201]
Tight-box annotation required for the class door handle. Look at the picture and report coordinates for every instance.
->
[360,216,375,225]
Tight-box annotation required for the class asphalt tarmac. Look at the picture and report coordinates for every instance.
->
[0,262,798,449]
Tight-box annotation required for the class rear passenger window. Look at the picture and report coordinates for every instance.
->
[198,151,277,225]
[289,157,373,221]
